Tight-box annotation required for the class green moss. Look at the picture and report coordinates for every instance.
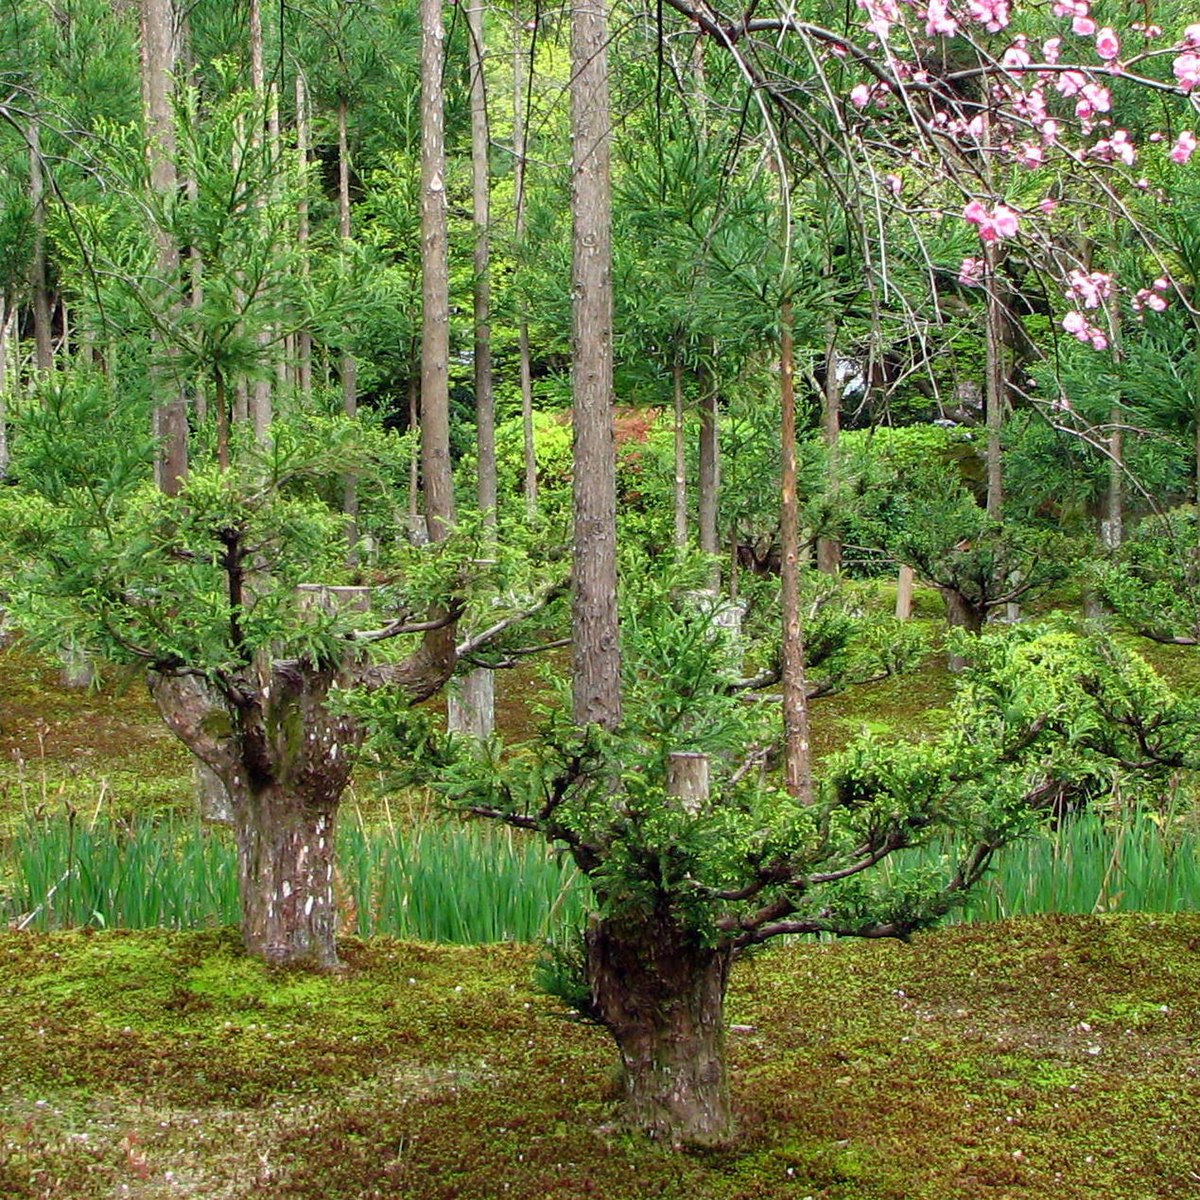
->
[1,915,1198,1199]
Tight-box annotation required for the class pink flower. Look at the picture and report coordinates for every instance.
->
[850,83,872,108]
[1082,82,1111,112]
[925,0,958,36]
[963,200,991,226]
[1172,130,1197,163]
[1095,27,1120,60]
[885,173,902,195]
[1073,15,1096,35]
[967,0,1009,32]
[1039,196,1059,213]
[958,257,985,286]
[1003,43,1032,70]
[1183,23,1200,48]
[1041,119,1061,145]
[1062,311,1088,335]
[992,205,1019,237]
[1017,143,1044,168]
[1066,269,1113,309]
[1174,52,1200,91]
[1042,37,1062,63]
[1056,70,1086,97]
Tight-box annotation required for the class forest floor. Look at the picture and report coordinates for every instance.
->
[3,593,1200,1197]
[1,915,1198,1199]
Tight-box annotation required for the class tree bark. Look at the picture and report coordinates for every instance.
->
[420,5,456,544]
[140,0,189,495]
[942,587,984,672]
[587,912,733,1146]
[338,97,360,559]
[0,296,9,479]
[295,74,313,403]
[816,322,842,574]
[779,300,814,803]
[513,3,538,517]
[673,358,688,550]
[248,0,273,443]
[697,365,720,565]
[570,0,622,730]
[983,242,1005,520]
[28,120,53,374]
[895,563,914,620]
[148,665,358,969]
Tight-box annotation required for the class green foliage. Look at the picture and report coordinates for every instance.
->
[1094,507,1200,643]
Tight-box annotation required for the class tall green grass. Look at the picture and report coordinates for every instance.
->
[0,809,588,943]
[2,807,1196,941]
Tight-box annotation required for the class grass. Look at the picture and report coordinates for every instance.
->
[1,808,588,944]
[1,915,1198,1198]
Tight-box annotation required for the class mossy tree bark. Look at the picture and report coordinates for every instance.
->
[149,628,456,968]
[586,911,734,1147]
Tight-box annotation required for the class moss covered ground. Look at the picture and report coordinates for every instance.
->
[1,915,1197,1199]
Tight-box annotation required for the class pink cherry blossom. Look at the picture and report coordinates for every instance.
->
[1172,130,1197,163]
[850,84,872,108]
[1039,196,1059,213]
[1041,119,1061,145]
[1094,27,1120,60]
[1183,23,1200,48]
[1174,52,1200,91]
[992,205,1019,237]
[1042,37,1062,63]
[924,0,958,36]
[967,0,1010,32]
[1073,15,1096,36]
[1003,43,1032,70]
[1062,311,1088,335]
[1066,269,1113,308]
[958,257,985,286]
[1016,143,1044,168]
[1056,70,1086,97]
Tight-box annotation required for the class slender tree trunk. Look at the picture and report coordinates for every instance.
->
[1104,407,1123,550]
[248,0,272,442]
[421,0,456,544]
[673,358,688,550]
[140,0,188,495]
[449,0,498,741]
[570,0,621,730]
[0,296,9,478]
[895,563,914,620]
[295,74,313,404]
[513,4,538,516]
[338,97,360,558]
[28,121,53,374]
[779,300,813,803]
[587,911,733,1146]
[697,365,719,566]
[983,245,1005,520]
[407,368,421,530]
[816,321,842,574]
[942,587,984,671]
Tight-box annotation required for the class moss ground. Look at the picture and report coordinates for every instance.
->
[1,915,1197,1199]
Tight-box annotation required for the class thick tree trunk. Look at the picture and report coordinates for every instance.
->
[587,912,733,1146]
[570,0,621,730]
[234,782,339,968]
[942,587,984,671]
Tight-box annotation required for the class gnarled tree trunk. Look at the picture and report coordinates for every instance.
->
[587,911,733,1146]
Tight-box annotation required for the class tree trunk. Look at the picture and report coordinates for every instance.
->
[983,242,1005,520]
[513,4,538,517]
[673,358,688,551]
[587,912,733,1146]
[569,0,621,730]
[779,300,813,803]
[248,0,273,444]
[420,3,456,544]
[28,120,54,374]
[338,97,360,559]
[141,0,189,495]
[234,781,339,968]
[697,365,720,566]
[942,587,984,672]
[816,322,842,574]
[0,295,9,479]
[295,73,313,403]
